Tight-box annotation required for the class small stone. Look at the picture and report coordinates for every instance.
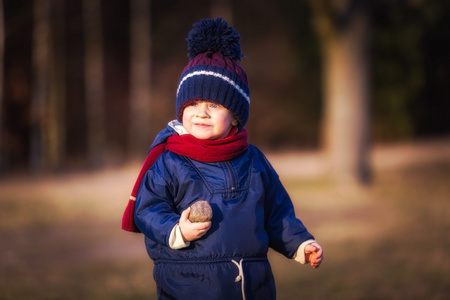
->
[188,200,213,222]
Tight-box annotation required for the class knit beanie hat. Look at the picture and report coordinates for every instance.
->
[176,18,250,126]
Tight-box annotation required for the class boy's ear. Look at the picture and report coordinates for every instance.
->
[232,118,239,126]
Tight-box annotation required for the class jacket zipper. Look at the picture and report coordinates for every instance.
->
[224,161,237,197]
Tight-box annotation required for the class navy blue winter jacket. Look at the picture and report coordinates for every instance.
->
[135,143,314,300]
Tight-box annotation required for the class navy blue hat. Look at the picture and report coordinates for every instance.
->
[176,18,250,126]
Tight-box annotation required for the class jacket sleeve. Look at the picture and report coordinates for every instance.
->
[261,155,315,258]
[134,155,181,246]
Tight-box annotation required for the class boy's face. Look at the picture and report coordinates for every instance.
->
[182,100,238,140]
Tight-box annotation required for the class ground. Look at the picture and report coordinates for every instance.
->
[1,138,450,299]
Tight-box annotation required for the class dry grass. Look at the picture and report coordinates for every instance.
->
[1,144,450,299]
[271,161,450,300]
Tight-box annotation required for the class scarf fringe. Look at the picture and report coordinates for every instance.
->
[121,143,166,232]
[122,198,140,233]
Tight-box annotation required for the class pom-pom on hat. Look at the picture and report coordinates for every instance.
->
[176,18,250,126]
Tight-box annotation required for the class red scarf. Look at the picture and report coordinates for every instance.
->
[122,127,248,232]
[165,127,248,162]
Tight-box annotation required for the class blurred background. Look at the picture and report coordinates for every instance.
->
[1,0,450,299]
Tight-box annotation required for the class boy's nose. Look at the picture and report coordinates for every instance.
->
[195,103,209,117]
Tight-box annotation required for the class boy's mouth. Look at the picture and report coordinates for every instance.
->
[194,123,210,127]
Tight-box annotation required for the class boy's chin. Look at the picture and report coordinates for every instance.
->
[190,130,222,140]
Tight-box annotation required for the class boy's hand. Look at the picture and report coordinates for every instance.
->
[305,242,323,269]
[179,207,212,242]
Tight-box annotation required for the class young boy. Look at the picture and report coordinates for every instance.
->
[124,18,323,300]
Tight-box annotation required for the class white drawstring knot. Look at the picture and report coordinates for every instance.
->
[232,259,245,300]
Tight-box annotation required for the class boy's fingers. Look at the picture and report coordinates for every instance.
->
[204,221,212,230]
[197,221,211,231]
[180,207,191,222]
[306,242,323,255]
[305,244,317,253]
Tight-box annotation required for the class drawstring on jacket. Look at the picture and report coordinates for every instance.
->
[232,259,246,300]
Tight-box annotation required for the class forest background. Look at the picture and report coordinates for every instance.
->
[1,0,449,175]
[1,0,450,299]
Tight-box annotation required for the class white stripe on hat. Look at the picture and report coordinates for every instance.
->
[176,70,250,104]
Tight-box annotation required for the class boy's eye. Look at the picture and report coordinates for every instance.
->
[188,101,221,108]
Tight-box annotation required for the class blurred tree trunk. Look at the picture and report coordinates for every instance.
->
[211,0,233,23]
[83,0,105,168]
[47,0,66,170]
[310,0,372,184]
[30,0,50,171]
[128,0,152,157]
[30,0,66,172]
[0,0,4,172]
